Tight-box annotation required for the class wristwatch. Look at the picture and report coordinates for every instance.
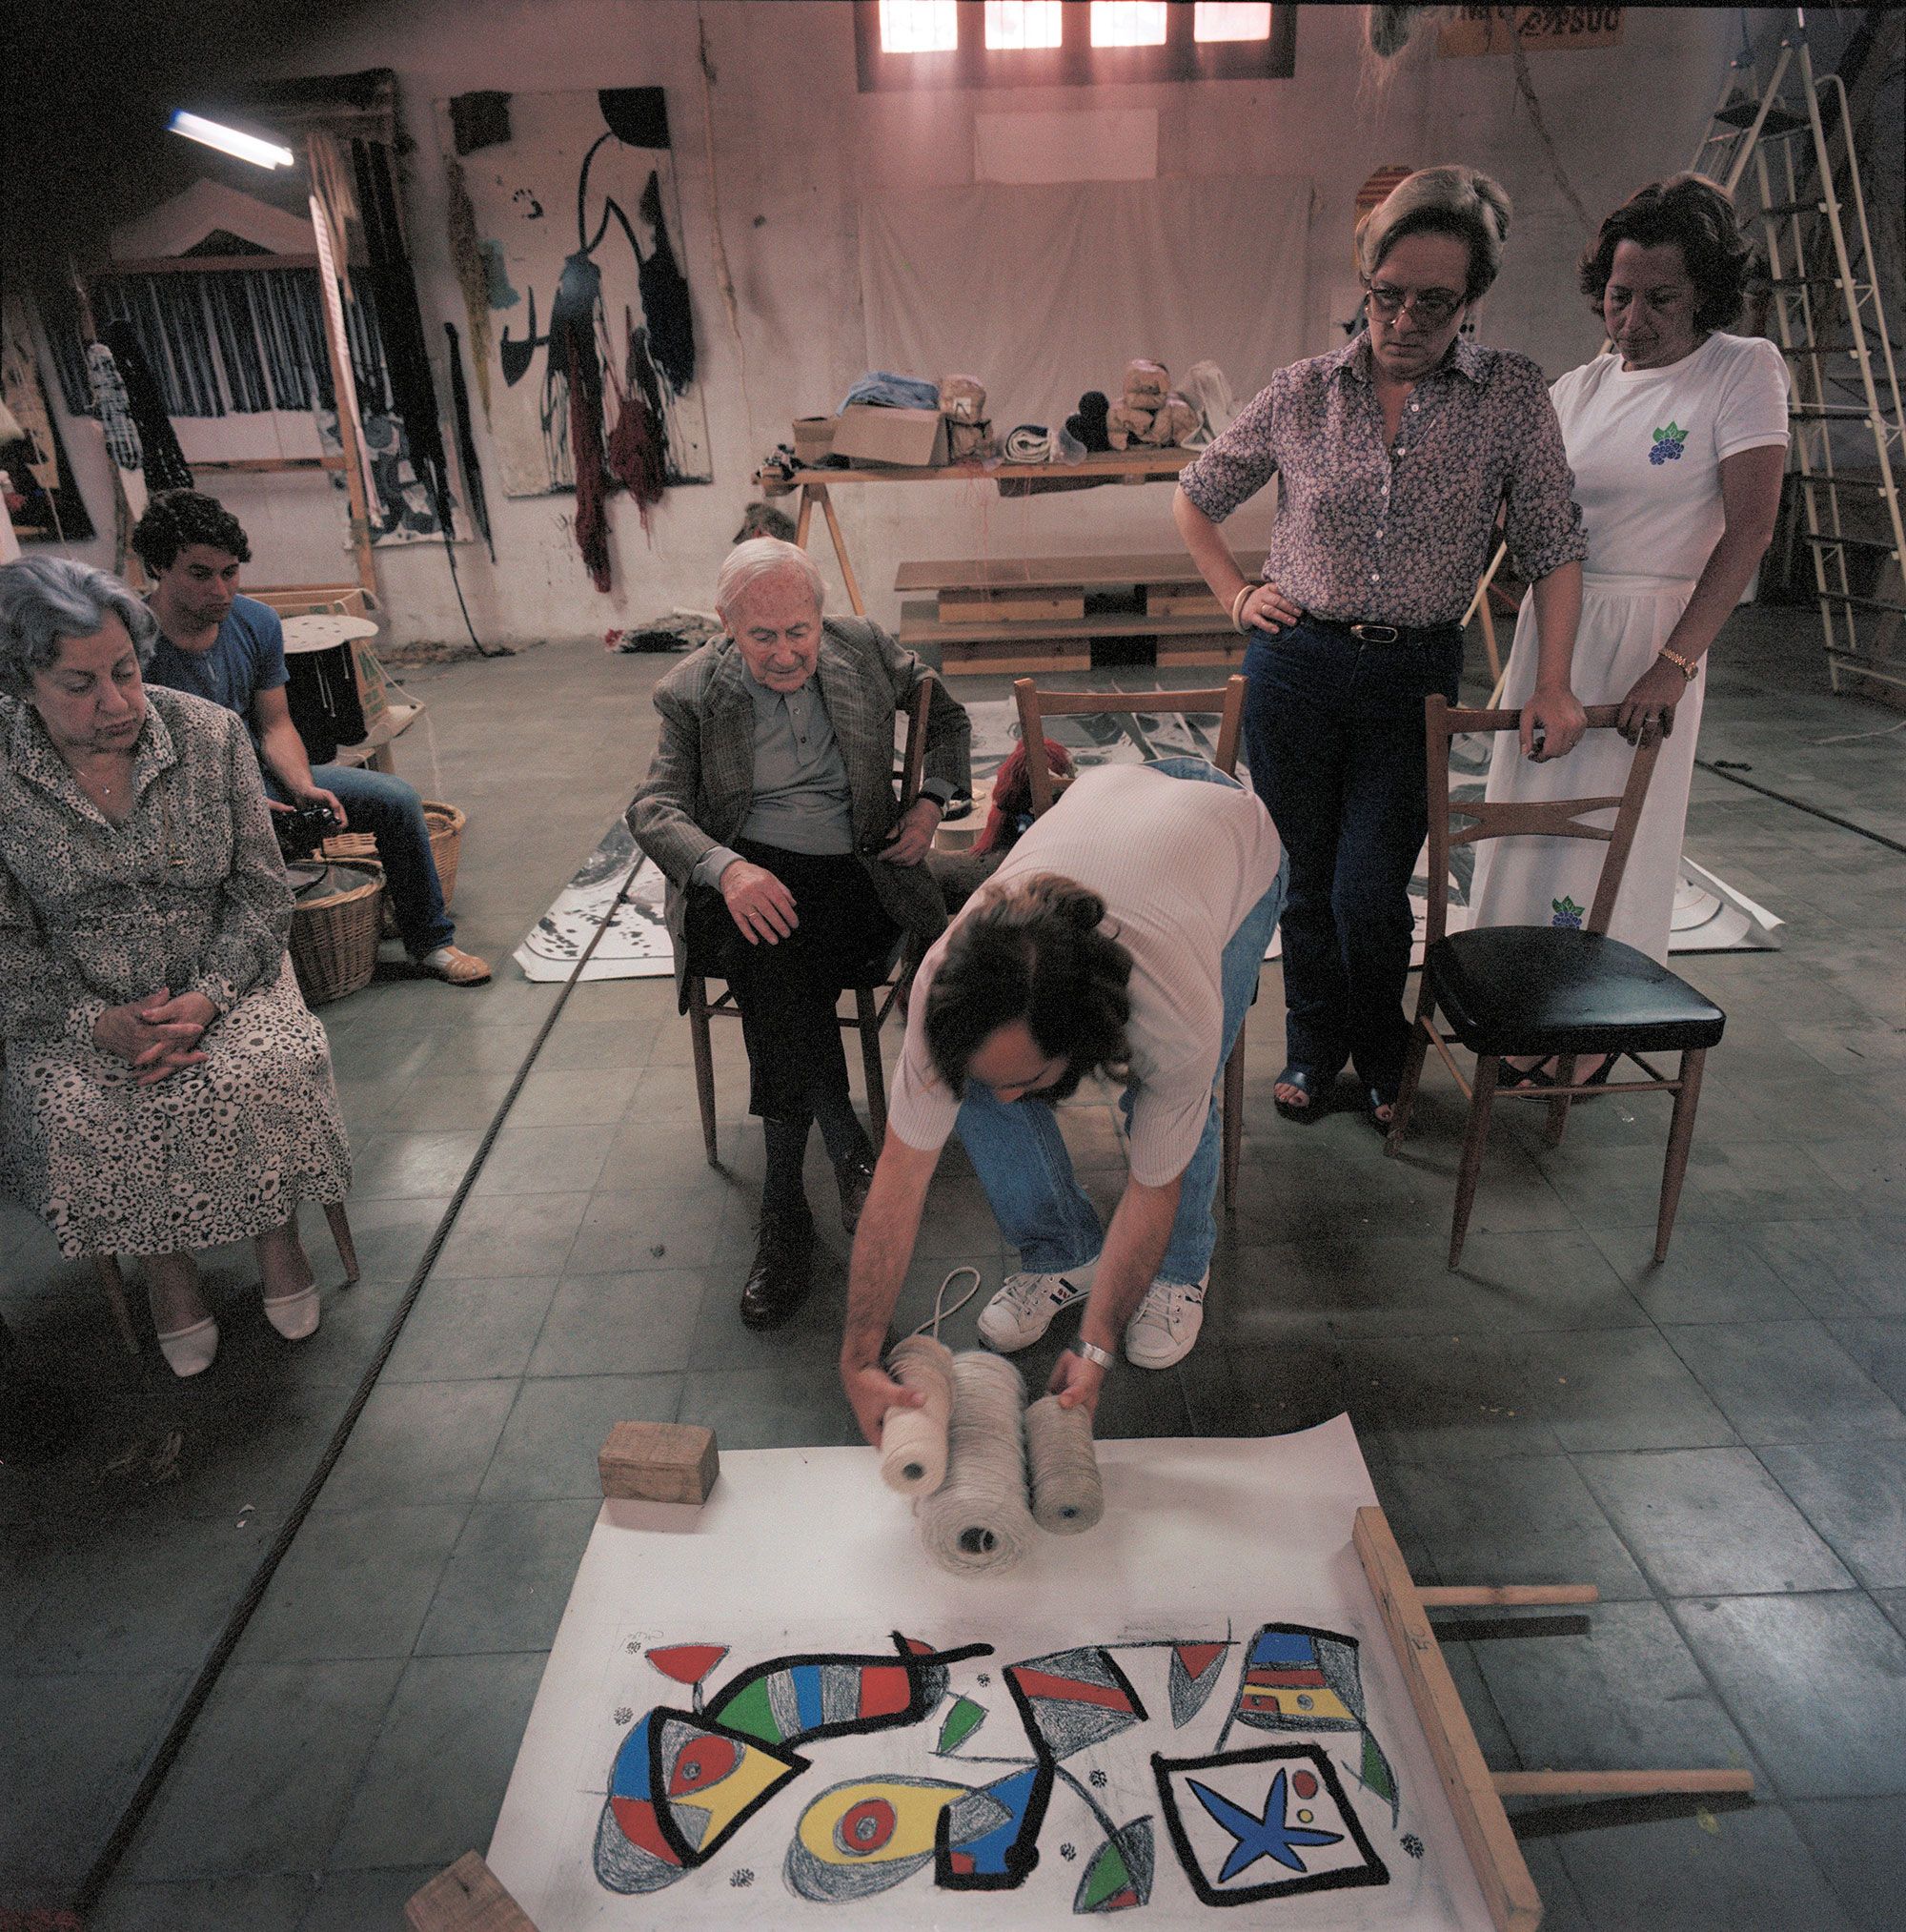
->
[1076,1340,1116,1371]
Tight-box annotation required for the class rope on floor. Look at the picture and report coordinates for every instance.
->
[73,855,648,1915]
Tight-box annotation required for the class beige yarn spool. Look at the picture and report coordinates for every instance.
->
[880,1334,954,1495]
[915,1351,1036,1576]
[1024,1394,1105,1534]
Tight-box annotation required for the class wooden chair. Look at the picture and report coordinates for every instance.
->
[1010,676,1253,1209]
[1385,698,1726,1268]
[686,681,934,1167]
[93,1204,362,1356]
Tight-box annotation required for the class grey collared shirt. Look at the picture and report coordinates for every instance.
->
[691,664,855,887]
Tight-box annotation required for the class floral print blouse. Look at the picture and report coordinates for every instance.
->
[0,685,292,1046]
[1178,333,1588,626]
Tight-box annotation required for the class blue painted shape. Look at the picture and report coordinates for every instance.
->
[957,1766,1042,1876]
[609,1714,655,1800]
[1248,1629,1321,1669]
[792,1663,824,1735]
[1189,1770,1343,1882]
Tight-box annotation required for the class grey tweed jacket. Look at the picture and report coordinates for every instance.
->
[627,616,971,1008]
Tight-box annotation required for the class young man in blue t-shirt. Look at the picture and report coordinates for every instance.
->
[135,491,489,986]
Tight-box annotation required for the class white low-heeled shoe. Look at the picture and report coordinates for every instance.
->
[262,1283,320,1341]
[155,1312,219,1378]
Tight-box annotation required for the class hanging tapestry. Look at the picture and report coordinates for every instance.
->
[2,297,94,543]
[433,87,712,500]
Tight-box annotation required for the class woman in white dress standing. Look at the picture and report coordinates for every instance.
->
[1470,175,1789,1073]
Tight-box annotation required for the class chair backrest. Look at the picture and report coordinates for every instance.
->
[897,679,933,809]
[1010,676,1247,817]
[1423,697,1665,949]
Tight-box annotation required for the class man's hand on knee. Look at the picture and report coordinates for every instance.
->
[720,860,799,945]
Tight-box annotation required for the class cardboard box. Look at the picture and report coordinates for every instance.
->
[831,404,948,469]
[792,415,836,462]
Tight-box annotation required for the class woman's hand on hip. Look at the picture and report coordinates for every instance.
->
[1522,684,1588,762]
[1616,661,1687,747]
[1236,580,1303,636]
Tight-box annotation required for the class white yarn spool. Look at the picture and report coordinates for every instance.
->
[1024,1394,1105,1534]
[915,1352,1035,1576]
[880,1334,954,1495]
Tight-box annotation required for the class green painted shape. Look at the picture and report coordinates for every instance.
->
[711,1678,781,1743]
[938,1696,986,1754]
[1080,1836,1132,1912]
[1362,1728,1396,1800]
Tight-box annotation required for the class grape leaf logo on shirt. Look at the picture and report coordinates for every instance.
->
[1551,894,1586,929]
[1649,422,1689,466]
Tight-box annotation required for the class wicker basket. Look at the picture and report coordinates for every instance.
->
[322,801,465,908]
[290,861,386,1006]
[322,800,464,935]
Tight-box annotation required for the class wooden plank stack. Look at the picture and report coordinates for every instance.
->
[897,550,1268,676]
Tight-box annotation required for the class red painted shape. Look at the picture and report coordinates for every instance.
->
[948,1850,976,1875]
[1245,1665,1327,1688]
[609,1797,681,1865]
[859,1664,913,1718]
[668,1735,739,1797]
[647,1643,729,1685]
[1103,1887,1140,1911]
[901,1634,934,1655]
[1293,1770,1319,1800]
[1175,1643,1227,1681]
[836,1797,898,1857]
[1008,1667,1134,1713]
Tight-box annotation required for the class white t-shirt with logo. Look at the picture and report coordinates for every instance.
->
[1548,332,1790,581]
[886,764,1281,1186]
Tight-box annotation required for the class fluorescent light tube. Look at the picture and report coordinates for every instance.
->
[168,111,294,170]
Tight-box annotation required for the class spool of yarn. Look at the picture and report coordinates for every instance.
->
[1024,1394,1105,1534]
[915,1352,1036,1576]
[880,1334,954,1496]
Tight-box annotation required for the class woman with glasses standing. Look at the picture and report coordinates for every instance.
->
[1469,177,1787,1067]
[1173,165,1588,1129]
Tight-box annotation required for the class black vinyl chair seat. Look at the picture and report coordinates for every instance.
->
[1429,926,1727,1058]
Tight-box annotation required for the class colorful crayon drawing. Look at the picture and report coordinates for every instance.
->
[592,1624,1409,1915]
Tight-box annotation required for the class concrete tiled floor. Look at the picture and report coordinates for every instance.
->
[2,606,1903,1928]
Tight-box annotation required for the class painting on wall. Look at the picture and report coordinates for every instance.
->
[486,1421,1499,1928]
[435,86,712,505]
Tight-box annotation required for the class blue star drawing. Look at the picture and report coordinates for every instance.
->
[1188,1769,1344,1881]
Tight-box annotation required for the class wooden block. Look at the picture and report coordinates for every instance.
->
[1155,634,1249,668]
[940,587,1085,623]
[598,1421,720,1504]
[406,1852,538,1931]
[1144,586,1225,618]
[937,642,1091,676]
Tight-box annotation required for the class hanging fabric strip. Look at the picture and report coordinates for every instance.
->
[97,320,192,492]
[444,320,494,560]
[310,192,381,511]
[84,342,142,471]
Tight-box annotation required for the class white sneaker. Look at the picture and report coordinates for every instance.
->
[1124,1274,1207,1370]
[976,1260,1098,1353]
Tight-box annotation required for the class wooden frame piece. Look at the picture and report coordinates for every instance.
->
[406,1850,537,1931]
[684,682,934,1165]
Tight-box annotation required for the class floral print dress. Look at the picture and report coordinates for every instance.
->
[0,686,350,1257]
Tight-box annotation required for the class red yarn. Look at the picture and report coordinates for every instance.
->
[975,739,1075,854]
[562,313,612,593]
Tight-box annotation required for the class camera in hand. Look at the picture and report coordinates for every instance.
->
[274,803,339,863]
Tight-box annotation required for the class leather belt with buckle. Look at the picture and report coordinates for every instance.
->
[1299,611,1457,647]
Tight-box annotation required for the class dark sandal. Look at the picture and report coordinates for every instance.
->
[1364,1085,1400,1132]
[1274,1065,1329,1125]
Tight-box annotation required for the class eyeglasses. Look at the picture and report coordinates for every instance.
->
[1364,282,1464,325]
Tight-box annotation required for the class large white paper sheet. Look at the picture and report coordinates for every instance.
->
[489,1419,1499,1928]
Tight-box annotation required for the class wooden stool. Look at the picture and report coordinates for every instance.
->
[93,1201,362,1356]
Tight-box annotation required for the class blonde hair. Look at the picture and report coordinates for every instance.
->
[1355,164,1513,303]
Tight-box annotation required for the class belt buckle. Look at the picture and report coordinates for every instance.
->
[1350,621,1400,645]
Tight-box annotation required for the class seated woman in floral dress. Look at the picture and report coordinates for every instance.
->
[0,557,351,1376]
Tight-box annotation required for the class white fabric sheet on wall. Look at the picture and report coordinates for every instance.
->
[858,175,1312,438]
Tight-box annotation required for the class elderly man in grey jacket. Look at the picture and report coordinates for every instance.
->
[628,539,970,1328]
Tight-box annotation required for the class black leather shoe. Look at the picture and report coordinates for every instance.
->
[740,1209,815,1331]
[834,1149,877,1234]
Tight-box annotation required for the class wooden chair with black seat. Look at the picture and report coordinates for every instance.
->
[685,681,934,1166]
[1384,697,1726,1268]
[1010,674,1253,1209]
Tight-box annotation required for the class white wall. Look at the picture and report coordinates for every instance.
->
[38,2,1769,642]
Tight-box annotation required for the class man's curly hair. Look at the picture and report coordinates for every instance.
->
[132,489,252,572]
[923,874,1132,1102]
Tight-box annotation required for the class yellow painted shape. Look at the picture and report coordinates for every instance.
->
[1243,1686,1358,1724]
[797,1780,967,1867]
[673,1740,794,1840]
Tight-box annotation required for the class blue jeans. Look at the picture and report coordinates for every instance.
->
[274,763,456,957]
[1242,617,1462,1095]
[953,758,1288,1287]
